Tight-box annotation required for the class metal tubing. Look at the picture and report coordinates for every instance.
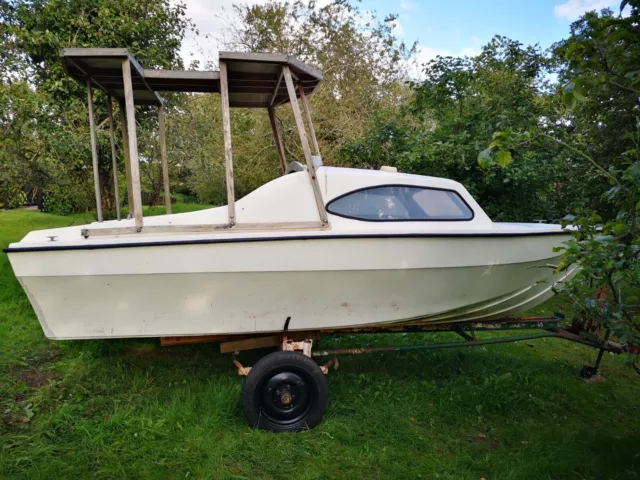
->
[546,328,624,351]
[313,327,627,357]
[107,95,121,220]
[158,103,171,214]
[312,333,558,357]
[86,79,103,222]
[321,317,563,335]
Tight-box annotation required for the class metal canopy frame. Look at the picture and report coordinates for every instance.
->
[60,48,327,235]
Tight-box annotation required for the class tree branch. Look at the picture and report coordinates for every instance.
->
[539,132,620,185]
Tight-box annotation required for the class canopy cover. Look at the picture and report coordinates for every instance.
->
[60,48,322,108]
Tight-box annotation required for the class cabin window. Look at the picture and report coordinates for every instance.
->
[326,185,473,221]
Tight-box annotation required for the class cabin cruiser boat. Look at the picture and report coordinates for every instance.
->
[6,165,575,340]
[4,50,575,341]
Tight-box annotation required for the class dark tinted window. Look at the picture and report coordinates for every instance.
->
[327,185,473,221]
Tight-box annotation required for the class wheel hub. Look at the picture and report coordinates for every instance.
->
[262,371,311,423]
[279,390,293,405]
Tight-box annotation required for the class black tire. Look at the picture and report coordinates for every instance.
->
[243,351,328,432]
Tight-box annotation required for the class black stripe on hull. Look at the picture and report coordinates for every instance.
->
[3,230,571,253]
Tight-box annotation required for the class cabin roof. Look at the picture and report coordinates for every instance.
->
[60,48,322,108]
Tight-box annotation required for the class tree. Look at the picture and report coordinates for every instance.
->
[228,0,414,158]
[167,93,281,205]
[342,36,571,222]
[171,0,416,204]
[480,5,640,347]
[1,0,193,214]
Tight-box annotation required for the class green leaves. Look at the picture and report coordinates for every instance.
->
[477,147,494,168]
[612,223,629,235]
[477,147,513,169]
[562,81,587,109]
[477,129,520,169]
[497,149,512,167]
[624,162,640,184]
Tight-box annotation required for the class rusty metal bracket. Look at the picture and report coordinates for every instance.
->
[282,335,339,374]
[232,353,251,376]
[320,358,339,375]
[282,336,314,357]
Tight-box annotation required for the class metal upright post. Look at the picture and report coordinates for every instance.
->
[282,65,328,224]
[121,59,144,230]
[158,103,172,214]
[86,78,103,222]
[219,61,236,226]
[107,95,121,220]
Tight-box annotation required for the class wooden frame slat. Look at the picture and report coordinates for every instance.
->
[268,107,287,174]
[158,104,172,215]
[219,61,236,226]
[269,71,284,106]
[106,95,121,220]
[298,84,321,157]
[282,65,328,224]
[86,79,103,222]
[121,59,144,229]
[118,101,135,216]
[220,335,282,353]
[80,221,330,238]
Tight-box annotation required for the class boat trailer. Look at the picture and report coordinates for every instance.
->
[161,314,639,432]
[160,314,639,431]
[215,315,634,379]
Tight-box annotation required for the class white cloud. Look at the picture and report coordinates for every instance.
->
[408,41,481,79]
[415,35,483,64]
[400,0,418,11]
[178,0,269,68]
[179,0,479,82]
[553,0,616,21]
[417,44,480,63]
[416,46,452,64]
[393,19,405,37]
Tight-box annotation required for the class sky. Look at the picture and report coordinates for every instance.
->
[178,0,622,73]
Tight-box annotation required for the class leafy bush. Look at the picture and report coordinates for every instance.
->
[42,183,92,216]
[478,4,640,347]
[0,184,27,209]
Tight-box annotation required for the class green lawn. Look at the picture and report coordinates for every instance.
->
[0,208,638,479]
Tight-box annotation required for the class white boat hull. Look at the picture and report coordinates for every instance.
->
[9,234,574,339]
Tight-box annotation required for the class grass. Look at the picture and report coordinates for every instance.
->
[1,208,639,479]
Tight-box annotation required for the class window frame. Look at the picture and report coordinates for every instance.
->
[325,184,476,222]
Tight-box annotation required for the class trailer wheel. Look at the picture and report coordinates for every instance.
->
[243,351,328,432]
